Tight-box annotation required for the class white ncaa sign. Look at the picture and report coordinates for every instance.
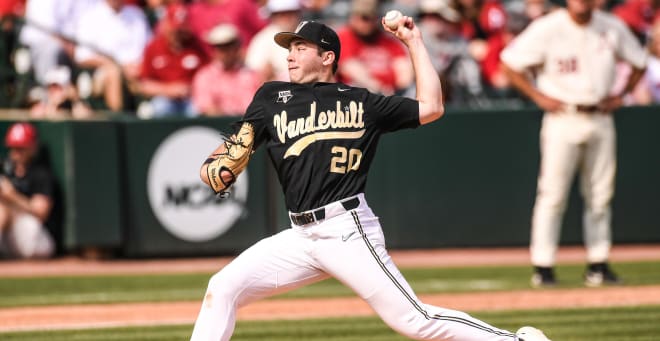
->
[147,126,248,242]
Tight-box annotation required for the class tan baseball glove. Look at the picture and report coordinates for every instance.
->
[206,122,255,195]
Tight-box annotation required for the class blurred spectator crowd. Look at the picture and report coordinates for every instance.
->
[0,0,659,119]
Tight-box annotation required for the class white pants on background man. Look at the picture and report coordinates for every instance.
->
[1,211,54,259]
[531,108,616,267]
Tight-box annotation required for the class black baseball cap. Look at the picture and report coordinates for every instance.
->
[274,21,341,61]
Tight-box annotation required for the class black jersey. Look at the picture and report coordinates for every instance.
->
[240,81,419,212]
[6,163,54,199]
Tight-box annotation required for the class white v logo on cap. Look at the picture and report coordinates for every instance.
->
[295,21,308,33]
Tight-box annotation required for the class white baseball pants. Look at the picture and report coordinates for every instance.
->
[191,194,518,341]
[531,111,616,267]
[1,212,54,259]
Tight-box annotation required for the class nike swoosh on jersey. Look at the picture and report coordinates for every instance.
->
[283,130,366,158]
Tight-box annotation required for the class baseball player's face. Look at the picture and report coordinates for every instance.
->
[286,39,325,84]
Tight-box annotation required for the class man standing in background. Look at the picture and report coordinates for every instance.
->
[501,0,647,287]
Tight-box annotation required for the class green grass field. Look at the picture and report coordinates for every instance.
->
[1,260,659,340]
[1,261,659,307]
[2,306,660,340]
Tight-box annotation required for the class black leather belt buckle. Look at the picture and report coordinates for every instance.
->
[290,210,322,225]
[576,105,599,113]
[303,212,315,224]
[290,197,360,225]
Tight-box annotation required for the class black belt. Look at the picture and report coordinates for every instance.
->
[575,104,601,113]
[289,197,360,226]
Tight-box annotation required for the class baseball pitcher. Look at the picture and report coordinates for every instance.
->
[193,17,551,341]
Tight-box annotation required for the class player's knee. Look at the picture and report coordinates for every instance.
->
[206,272,238,302]
[9,213,52,259]
[586,197,612,216]
[536,190,568,213]
[207,272,228,291]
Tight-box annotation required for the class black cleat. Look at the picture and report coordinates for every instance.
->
[584,262,622,287]
[530,266,556,288]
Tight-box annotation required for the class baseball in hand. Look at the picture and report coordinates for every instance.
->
[384,10,402,30]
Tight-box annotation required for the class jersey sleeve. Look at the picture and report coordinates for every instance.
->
[367,93,420,132]
[234,85,269,149]
[500,19,549,71]
[613,18,648,69]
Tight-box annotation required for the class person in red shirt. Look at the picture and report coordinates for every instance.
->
[456,0,507,39]
[137,3,209,118]
[0,0,24,18]
[336,0,413,95]
[454,0,507,64]
[191,24,261,116]
[481,9,529,91]
[0,0,25,107]
[613,0,660,44]
[187,0,266,55]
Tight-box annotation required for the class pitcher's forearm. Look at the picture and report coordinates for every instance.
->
[200,142,229,186]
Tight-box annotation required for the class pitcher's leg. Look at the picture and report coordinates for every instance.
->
[531,117,581,267]
[190,229,328,341]
[320,212,516,340]
[580,118,616,263]
[365,261,516,340]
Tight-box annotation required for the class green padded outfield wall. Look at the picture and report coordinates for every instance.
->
[2,104,658,257]
[0,120,123,253]
[118,118,272,257]
[364,109,542,248]
[271,106,660,249]
[56,121,123,250]
[362,106,660,248]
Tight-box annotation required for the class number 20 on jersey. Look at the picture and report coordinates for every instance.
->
[330,146,362,174]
